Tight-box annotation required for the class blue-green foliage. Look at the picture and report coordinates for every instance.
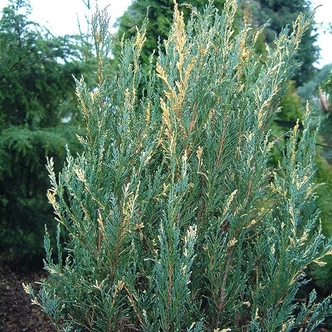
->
[26,1,332,330]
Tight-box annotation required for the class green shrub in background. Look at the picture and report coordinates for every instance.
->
[26,1,332,330]
[0,0,87,265]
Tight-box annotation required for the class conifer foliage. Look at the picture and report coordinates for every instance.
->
[26,1,332,330]
[0,0,86,262]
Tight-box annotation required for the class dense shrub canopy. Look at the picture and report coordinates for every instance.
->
[26,0,332,330]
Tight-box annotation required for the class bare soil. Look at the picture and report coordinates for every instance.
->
[0,256,56,332]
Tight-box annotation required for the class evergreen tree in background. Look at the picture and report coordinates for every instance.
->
[0,0,92,264]
[250,0,319,86]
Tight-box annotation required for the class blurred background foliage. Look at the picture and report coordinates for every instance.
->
[0,0,94,266]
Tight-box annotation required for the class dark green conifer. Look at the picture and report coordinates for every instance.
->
[0,0,90,262]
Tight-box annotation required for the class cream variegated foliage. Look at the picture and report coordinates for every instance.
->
[25,1,332,331]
